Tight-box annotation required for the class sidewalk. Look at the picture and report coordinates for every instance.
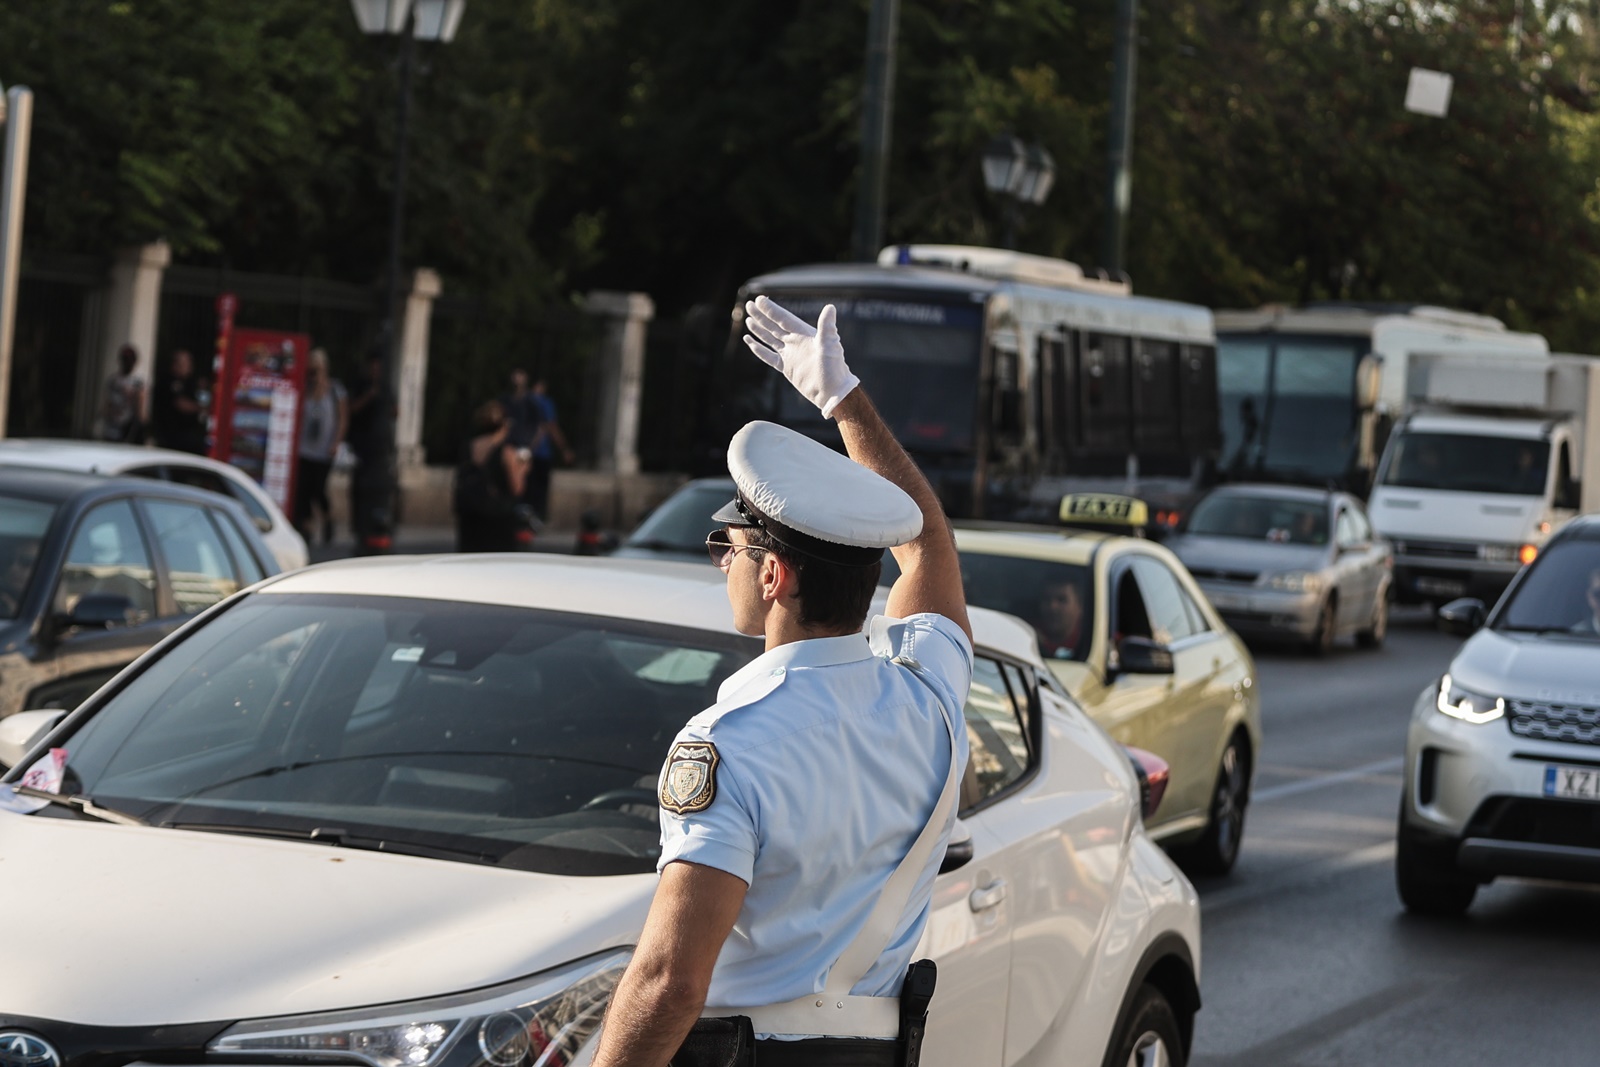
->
[306,525,586,565]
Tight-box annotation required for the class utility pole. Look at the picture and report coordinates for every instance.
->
[0,85,34,439]
[851,0,900,262]
[1102,0,1137,277]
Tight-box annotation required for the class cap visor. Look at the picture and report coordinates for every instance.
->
[711,499,751,526]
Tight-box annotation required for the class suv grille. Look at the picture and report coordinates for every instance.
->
[1508,699,1600,747]
[1189,567,1259,584]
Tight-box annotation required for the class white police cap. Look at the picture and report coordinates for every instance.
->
[712,421,922,566]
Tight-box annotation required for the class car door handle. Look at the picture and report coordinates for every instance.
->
[969,879,1008,912]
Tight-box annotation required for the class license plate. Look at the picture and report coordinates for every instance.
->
[1205,591,1244,611]
[1416,576,1466,597]
[1544,764,1600,801]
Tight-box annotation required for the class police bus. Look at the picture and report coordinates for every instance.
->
[708,245,1221,524]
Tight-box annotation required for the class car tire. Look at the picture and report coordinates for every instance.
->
[1306,596,1337,656]
[1355,586,1389,650]
[1183,732,1250,877]
[1104,983,1186,1067]
[1395,812,1477,916]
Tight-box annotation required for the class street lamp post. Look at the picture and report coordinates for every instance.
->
[348,0,464,553]
[981,135,1055,250]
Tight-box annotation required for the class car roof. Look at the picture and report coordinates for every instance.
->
[0,438,238,476]
[0,465,259,513]
[951,527,1107,566]
[263,555,1042,665]
[1201,482,1338,504]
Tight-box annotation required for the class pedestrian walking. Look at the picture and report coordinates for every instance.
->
[150,349,207,455]
[452,399,531,553]
[97,344,147,444]
[295,348,348,545]
[526,377,573,523]
[589,295,972,1067]
[499,368,543,451]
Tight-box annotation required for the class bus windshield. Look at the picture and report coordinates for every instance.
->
[766,295,984,453]
[1218,335,1364,483]
[1380,432,1550,496]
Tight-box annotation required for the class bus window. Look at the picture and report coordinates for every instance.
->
[1179,344,1221,455]
[1263,341,1360,481]
[991,341,1022,447]
[1133,339,1181,454]
[1218,337,1270,476]
[1078,333,1132,452]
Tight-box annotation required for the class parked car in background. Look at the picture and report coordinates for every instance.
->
[0,467,278,732]
[1166,484,1392,654]
[0,438,307,571]
[1,554,1202,1067]
[610,476,735,562]
[884,498,1262,875]
[1396,516,1600,915]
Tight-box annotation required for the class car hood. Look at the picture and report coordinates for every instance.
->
[1166,535,1329,578]
[1369,487,1541,543]
[1450,628,1600,705]
[0,814,654,1026]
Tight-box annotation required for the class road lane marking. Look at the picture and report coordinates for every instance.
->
[1253,756,1404,802]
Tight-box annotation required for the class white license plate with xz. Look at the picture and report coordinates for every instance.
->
[1544,764,1600,801]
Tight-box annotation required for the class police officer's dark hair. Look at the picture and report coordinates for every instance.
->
[742,526,881,632]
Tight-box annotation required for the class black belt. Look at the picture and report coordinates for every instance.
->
[754,1037,898,1067]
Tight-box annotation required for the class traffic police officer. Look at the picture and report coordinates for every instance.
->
[589,296,973,1067]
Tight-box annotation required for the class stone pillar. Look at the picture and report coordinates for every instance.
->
[395,267,441,470]
[83,241,169,433]
[583,290,654,474]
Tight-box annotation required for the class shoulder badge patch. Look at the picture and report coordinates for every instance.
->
[660,741,720,815]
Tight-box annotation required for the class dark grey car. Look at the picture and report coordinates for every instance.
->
[0,467,279,734]
[1166,484,1392,653]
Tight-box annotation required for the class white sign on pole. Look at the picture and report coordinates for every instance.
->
[1405,67,1453,118]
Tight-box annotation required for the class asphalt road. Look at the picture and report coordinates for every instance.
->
[1188,611,1600,1066]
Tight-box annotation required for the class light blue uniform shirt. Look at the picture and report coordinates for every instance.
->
[657,611,972,1018]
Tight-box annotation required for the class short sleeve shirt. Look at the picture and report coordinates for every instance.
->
[657,611,972,1017]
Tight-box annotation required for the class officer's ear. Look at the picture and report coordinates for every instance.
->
[761,551,800,604]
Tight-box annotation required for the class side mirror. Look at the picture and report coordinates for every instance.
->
[0,708,68,770]
[65,593,140,631]
[941,820,975,873]
[1437,597,1487,636]
[254,516,274,534]
[1113,636,1175,676]
[1556,480,1582,511]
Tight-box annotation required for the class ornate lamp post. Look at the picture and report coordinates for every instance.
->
[981,135,1055,251]
[347,0,464,553]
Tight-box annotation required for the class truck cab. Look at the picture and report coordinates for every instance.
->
[1369,352,1599,605]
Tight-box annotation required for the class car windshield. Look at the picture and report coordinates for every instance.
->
[624,482,732,555]
[1380,432,1550,496]
[1497,540,1600,638]
[0,496,55,619]
[882,550,1093,661]
[22,592,757,874]
[1186,494,1329,546]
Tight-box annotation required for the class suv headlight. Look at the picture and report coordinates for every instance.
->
[1264,571,1323,593]
[209,949,630,1067]
[1435,673,1505,724]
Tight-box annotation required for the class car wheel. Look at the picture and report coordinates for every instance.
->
[1395,811,1477,916]
[1355,586,1389,650]
[1104,983,1185,1067]
[1306,596,1337,656]
[1183,732,1250,877]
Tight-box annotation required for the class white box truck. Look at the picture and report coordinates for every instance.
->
[1368,351,1600,605]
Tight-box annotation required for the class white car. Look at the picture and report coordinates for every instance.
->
[0,438,307,571]
[1398,515,1600,915]
[0,555,1200,1067]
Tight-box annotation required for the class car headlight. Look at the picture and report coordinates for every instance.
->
[1435,673,1505,724]
[1264,570,1323,593]
[209,949,631,1067]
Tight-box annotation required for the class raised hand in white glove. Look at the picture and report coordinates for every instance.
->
[742,295,861,418]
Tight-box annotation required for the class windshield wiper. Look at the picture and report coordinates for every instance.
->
[164,821,498,862]
[10,785,146,826]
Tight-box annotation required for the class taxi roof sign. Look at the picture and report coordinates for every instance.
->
[1059,493,1148,528]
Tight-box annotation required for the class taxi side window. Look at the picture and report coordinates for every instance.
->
[142,500,243,614]
[1112,568,1154,642]
[1130,557,1201,645]
[961,656,1033,811]
[53,500,157,622]
[1335,509,1360,548]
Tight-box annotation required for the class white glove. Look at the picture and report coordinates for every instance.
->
[742,295,860,418]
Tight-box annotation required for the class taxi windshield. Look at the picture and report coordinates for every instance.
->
[0,495,56,619]
[882,550,1093,661]
[1187,493,1329,546]
[25,593,758,874]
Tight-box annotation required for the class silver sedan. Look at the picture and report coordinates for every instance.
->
[1165,484,1392,654]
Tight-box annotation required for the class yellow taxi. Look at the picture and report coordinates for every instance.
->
[887,494,1262,874]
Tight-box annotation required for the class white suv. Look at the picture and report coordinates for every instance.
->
[1398,516,1600,914]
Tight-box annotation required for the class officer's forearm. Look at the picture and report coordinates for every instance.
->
[833,392,970,637]
[591,965,705,1067]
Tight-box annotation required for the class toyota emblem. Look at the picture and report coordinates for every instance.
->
[0,1033,62,1067]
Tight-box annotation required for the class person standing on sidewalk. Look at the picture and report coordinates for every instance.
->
[151,349,207,455]
[527,378,574,523]
[295,348,348,546]
[590,296,972,1067]
[97,344,147,444]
